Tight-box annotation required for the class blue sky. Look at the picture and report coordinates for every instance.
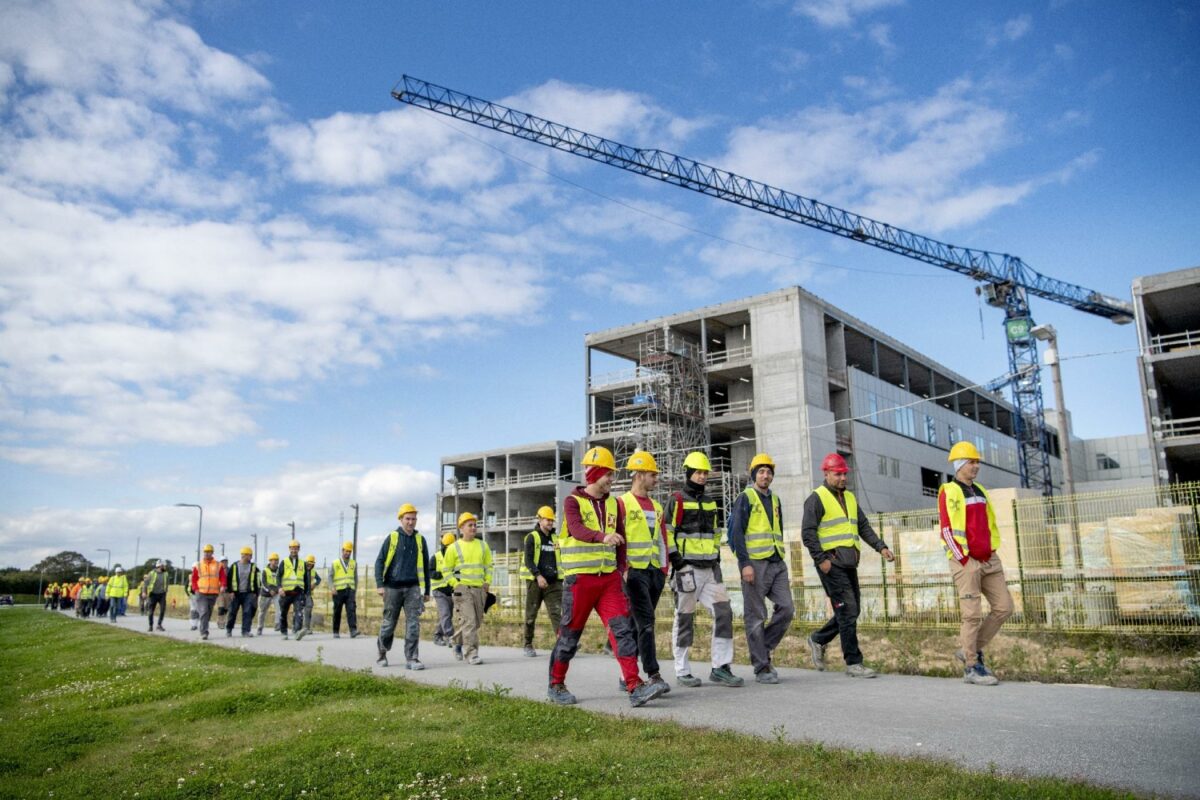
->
[1,0,1197,569]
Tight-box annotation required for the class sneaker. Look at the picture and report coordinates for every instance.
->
[677,674,702,688]
[709,666,745,687]
[963,663,999,686]
[406,659,425,671]
[257,627,263,635]
[156,625,166,631]
[433,635,445,646]
[648,673,671,695]
[454,645,464,661]
[295,630,307,641]
[628,680,667,708]
[468,655,483,666]
[190,625,198,631]
[808,635,827,671]
[618,678,629,694]
[201,632,208,640]
[282,634,289,640]
[376,646,388,667]
[333,633,341,639]
[547,684,577,705]
[304,629,313,637]
[523,646,537,658]
[845,663,878,678]
[755,668,779,685]
[350,630,361,639]
[226,630,233,638]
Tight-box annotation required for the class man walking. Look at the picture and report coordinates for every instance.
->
[547,446,666,708]
[294,554,321,637]
[667,451,743,689]
[443,512,493,665]
[803,454,894,678]
[331,542,360,639]
[430,533,456,647]
[278,541,306,640]
[520,505,561,658]
[225,547,259,638]
[256,553,280,635]
[144,560,169,632]
[728,453,795,684]
[375,503,430,669]
[940,441,1014,686]
[191,545,226,640]
[107,567,130,623]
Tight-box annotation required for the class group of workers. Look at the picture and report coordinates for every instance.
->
[51,439,1011,702]
[43,568,131,622]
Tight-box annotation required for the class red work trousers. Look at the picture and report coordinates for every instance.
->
[549,571,641,689]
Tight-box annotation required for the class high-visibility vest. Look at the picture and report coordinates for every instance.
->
[145,571,168,594]
[260,565,279,590]
[196,559,222,595]
[447,539,491,587]
[814,486,860,551]
[558,494,618,576]
[332,558,356,590]
[79,585,92,600]
[431,550,449,591]
[673,493,720,562]
[280,557,305,591]
[228,561,259,593]
[382,531,427,587]
[744,487,784,560]
[620,492,665,570]
[938,481,1000,561]
[520,529,559,580]
[107,574,130,598]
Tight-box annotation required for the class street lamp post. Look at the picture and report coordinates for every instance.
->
[1031,325,1075,495]
[97,548,111,573]
[175,503,203,565]
[288,521,296,539]
[350,504,359,557]
[251,533,258,563]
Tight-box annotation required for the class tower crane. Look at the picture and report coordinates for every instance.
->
[392,75,1133,495]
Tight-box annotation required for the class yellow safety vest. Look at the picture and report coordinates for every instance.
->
[382,531,427,587]
[672,495,720,561]
[280,557,305,591]
[620,492,665,570]
[332,558,356,590]
[558,494,618,576]
[938,481,1001,561]
[446,539,492,587]
[519,530,540,581]
[814,486,860,551]
[744,487,784,560]
[107,574,130,598]
[261,565,279,588]
[431,550,449,591]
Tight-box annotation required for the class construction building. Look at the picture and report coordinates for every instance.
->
[1134,266,1200,484]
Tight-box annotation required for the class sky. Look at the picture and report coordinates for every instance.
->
[1,0,1197,571]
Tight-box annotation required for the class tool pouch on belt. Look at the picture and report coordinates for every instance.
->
[675,569,697,594]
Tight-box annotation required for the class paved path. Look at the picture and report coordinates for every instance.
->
[86,611,1198,798]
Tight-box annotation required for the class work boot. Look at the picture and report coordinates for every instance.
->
[618,678,629,694]
[808,635,827,671]
[648,673,671,695]
[201,632,208,640]
[226,629,233,638]
[468,655,483,666]
[454,645,464,661]
[333,633,340,639]
[282,633,289,640]
[304,628,313,637]
[963,663,999,686]
[954,649,986,667]
[376,646,388,667]
[406,659,425,671]
[676,674,702,688]
[350,630,360,639]
[754,668,779,685]
[295,629,307,641]
[547,684,577,705]
[523,646,537,658]
[709,665,745,687]
[845,663,877,678]
[257,627,263,636]
[156,625,166,631]
[628,680,666,708]
[433,635,445,646]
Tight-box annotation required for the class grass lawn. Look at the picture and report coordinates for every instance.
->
[0,608,1138,799]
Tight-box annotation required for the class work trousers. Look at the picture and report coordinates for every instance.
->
[549,571,640,690]
[523,578,563,648]
[811,564,864,665]
[146,592,166,628]
[379,585,423,661]
[293,592,316,633]
[453,584,487,660]
[226,592,257,634]
[949,553,1014,666]
[194,593,218,636]
[96,597,110,618]
[256,592,277,633]
[434,591,454,640]
[623,567,666,677]
[277,591,302,635]
[332,588,357,634]
[672,563,735,676]
[80,599,92,618]
[108,596,127,622]
[188,593,199,627]
[741,558,795,674]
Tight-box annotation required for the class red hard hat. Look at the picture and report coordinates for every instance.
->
[820,453,849,473]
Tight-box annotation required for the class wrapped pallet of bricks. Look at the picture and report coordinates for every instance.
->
[1106,508,1198,623]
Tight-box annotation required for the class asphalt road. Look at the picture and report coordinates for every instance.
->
[77,609,1199,798]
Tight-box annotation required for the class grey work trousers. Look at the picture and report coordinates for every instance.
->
[256,592,278,633]
[194,593,218,637]
[434,591,454,640]
[293,592,315,633]
[741,558,795,674]
[453,584,487,660]
[379,585,424,661]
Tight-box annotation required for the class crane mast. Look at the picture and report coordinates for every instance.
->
[392,75,1133,495]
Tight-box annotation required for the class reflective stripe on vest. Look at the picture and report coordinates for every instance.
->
[261,566,279,588]
[332,558,356,590]
[196,559,222,594]
[383,530,427,587]
[814,485,860,551]
[519,531,540,581]
[620,492,665,570]
[107,574,130,598]
[280,557,305,591]
[744,487,784,560]
[938,482,1001,561]
[431,551,449,591]
[229,562,258,593]
[450,540,490,587]
[674,497,720,561]
[558,495,618,576]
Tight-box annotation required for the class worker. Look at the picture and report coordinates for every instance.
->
[430,533,456,647]
[185,562,200,630]
[666,450,743,689]
[107,567,130,623]
[67,578,81,613]
[224,547,259,638]
[277,541,306,640]
[520,505,561,658]
[547,446,666,708]
[615,451,674,694]
[77,578,92,617]
[294,554,322,637]
[256,552,281,635]
[216,557,232,625]
[802,453,895,678]
[45,582,58,610]
[728,453,795,684]
[144,560,169,632]
[940,441,1014,686]
[442,512,493,665]
[95,575,110,619]
[374,503,430,669]
[190,545,226,639]
[331,542,360,639]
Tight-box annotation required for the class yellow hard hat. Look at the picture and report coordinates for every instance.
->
[749,453,776,474]
[536,505,555,521]
[268,552,280,561]
[457,511,478,529]
[441,532,457,546]
[202,544,215,553]
[288,539,300,548]
[683,451,712,472]
[98,576,108,583]
[626,450,659,473]
[341,541,354,551]
[397,502,418,519]
[580,445,616,470]
[239,546,253,556]
[305,554,316,564]
[948,441,983,462]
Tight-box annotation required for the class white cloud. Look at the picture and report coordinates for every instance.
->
[256,439,290,451]
[793,0,903,28]
[987,14,1033,47]
[0,445,116,475]
[868,23,895,52]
